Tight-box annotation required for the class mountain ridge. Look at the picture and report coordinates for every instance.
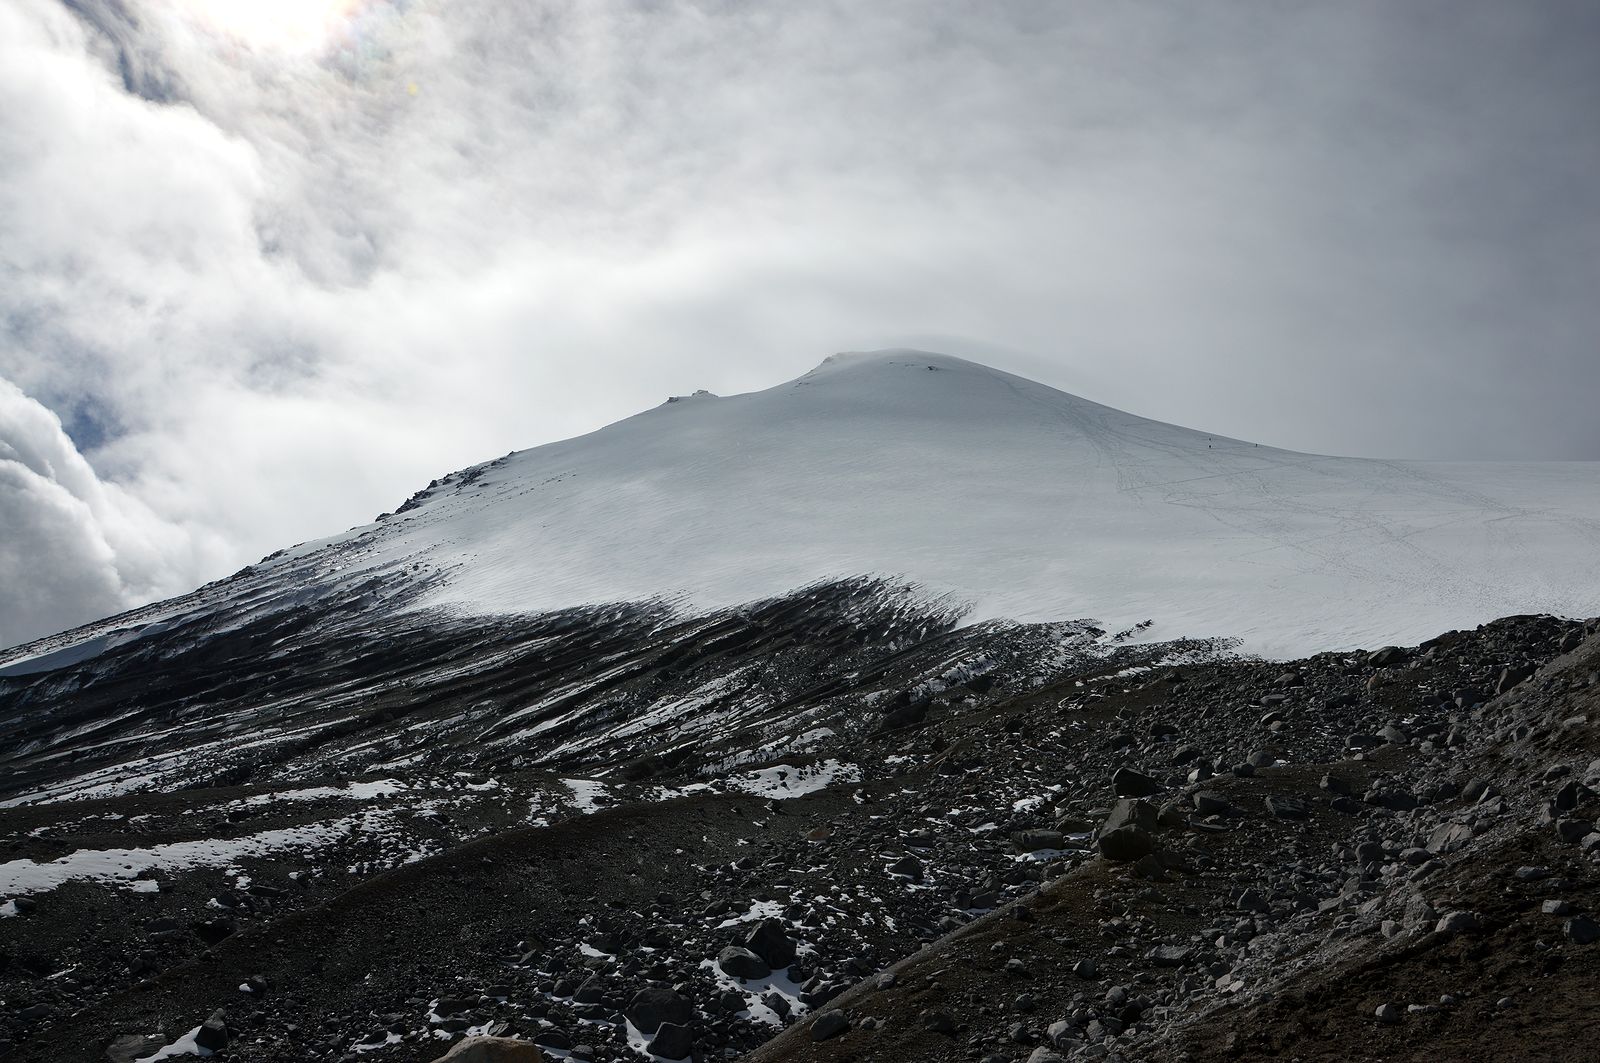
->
[4,349,1599,668]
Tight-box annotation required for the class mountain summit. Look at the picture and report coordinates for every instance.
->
[3,355,1600,1063]
[6,349,1600,667]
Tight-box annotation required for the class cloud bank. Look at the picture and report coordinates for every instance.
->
[3,0,1600,646]
[0,377,213,647]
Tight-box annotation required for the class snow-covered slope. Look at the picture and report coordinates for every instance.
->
[10,350,1600,662]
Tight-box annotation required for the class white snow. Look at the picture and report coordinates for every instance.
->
[291,351,1600,656]
[727,760,862,799]
[232,780,406,807]
[0,819,356,896]
[10,350,1600,663]
[133,1025,209,1061]
[562,779,611,813]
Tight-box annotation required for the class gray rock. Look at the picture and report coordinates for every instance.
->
[811,1010,849,1041]
[1097,825,1155,863]
[428,1038,546,1063]
[1264,795,1309,820]
[1564,915,1600,945]
[624,988,692,1035]
[1012,829,1067,852]
[648,1023,693,1061]
[1426,822,1472,854]
[193,1011,229,1052]
[1102,798,1158,833]
[743,919,796,969]
[1111,767,1162,798]
[716,946,771,980]
[105,1034,167,1063]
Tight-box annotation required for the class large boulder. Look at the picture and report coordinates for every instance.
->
[1102,798,1158,834]
[717,945,771,980]
[743,918,796,969]
[648,1023,694,1060]
[625,987,693,1035]
[428,1038,545,1063]
[1111,767,1162,798]
[1097,825,1155,862]
[194,1011,229,1052]
[811,1010,850,1041]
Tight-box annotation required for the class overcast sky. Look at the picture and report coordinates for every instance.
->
[2,0,1599,648]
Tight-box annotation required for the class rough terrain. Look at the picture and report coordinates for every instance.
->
[4,594,1597,1062]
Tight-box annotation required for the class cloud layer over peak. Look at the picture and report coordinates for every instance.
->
[3,0,1600,647]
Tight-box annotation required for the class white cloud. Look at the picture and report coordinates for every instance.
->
[2,0,1599,646]
[0,375,211,647]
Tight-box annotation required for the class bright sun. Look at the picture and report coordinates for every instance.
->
[168,0,364,54]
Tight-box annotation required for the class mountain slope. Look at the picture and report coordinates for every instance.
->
[13,348,1595,670]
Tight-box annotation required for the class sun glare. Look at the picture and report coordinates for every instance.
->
[167,0,366,54]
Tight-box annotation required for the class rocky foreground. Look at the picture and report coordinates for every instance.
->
[3,611,1599,1062]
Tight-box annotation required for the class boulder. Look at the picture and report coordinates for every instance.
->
[1097,825,1155,863]
[104,1034,166,1063]
[1102,798,1157,834]
[811,1010,850,1041]
[716,946,771,980]
[428,1037,545,1063]
[744,919,796,969]
[193,1011,229,1053]
[624,988,692,1035]
[1011,829,1066,852]
[1111,767,1162,798]
[648,1023,694,1061]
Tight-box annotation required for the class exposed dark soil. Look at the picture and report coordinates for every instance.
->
[3,603,1598,1063]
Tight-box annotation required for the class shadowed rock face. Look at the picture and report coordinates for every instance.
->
[0,577,1206,807]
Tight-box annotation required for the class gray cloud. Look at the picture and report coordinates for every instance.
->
[2,0,1599,646]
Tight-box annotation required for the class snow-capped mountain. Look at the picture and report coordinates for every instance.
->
[8,348,1596,674]
[5,351,1600,1063]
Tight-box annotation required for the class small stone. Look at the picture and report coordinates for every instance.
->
[1374,1003,1402,1024]
[1264,795,1309,820]
[1435,911,1480,935]
[1012,829,1067,852]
